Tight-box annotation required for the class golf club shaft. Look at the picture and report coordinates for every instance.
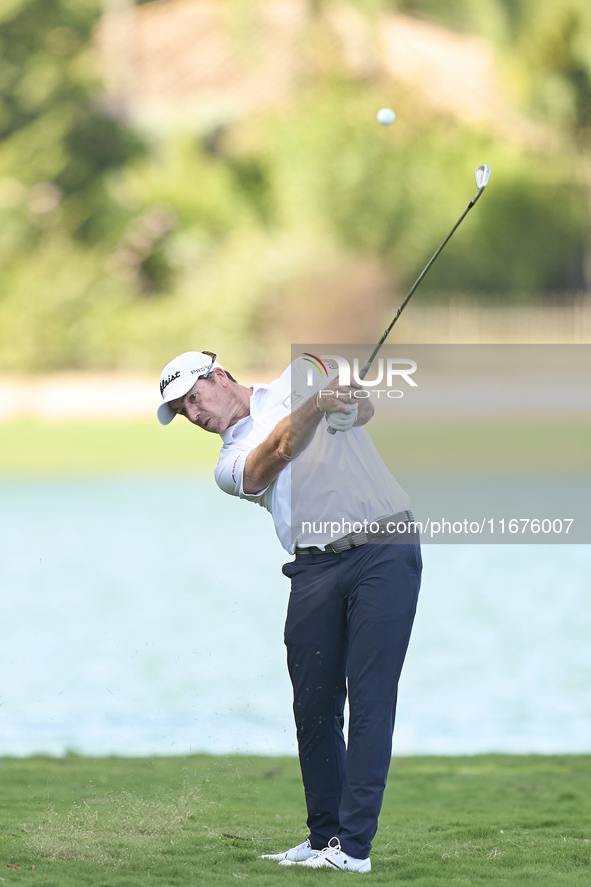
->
[358,188,485,381]
[326,177,488,433]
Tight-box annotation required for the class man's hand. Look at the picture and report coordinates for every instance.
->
[315,380,373,430]
[326,404,358,432]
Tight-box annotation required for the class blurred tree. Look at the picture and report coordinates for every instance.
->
[266,79,587,296]
[0,0,589,373]
[0,0,143,252]
[393,0,506,38]
[494,0,591,290]
[307,0,508,40]
[496,0,591,130]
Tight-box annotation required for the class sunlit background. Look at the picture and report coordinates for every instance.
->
[1,0,590,757]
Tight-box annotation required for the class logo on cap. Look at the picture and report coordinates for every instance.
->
[160,371,180,395]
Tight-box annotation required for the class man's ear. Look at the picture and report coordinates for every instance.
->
[212,366,229,385]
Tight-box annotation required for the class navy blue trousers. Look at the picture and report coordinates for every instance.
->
[282,540,421,860]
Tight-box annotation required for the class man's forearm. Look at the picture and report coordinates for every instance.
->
[273,394,324,459]
[242,393,323,493]
[243,381,369,494]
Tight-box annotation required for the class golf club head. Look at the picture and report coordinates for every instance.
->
[475,164,491,189]
[470,164,491,205]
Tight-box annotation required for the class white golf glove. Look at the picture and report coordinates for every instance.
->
[326,403,358,432]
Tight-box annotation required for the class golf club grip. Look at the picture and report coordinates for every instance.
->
[327,362,371,434]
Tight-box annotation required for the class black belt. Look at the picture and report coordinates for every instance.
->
[295,510,415,556]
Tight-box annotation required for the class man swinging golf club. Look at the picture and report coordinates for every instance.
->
[157,349,422,873]
[155,163,490,873]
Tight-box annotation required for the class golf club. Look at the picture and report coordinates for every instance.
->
[327,164,491,433]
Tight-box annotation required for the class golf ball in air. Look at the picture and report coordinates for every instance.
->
[377,108,395,125]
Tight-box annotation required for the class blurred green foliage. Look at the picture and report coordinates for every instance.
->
[265,82,587,293]
[497,0,591,138]
[0,0,590,373]
[0,0,143,248]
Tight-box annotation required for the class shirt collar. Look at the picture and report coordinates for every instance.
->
[220,384,268,444]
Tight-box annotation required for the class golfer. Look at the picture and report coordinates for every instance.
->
[157,350,422,874]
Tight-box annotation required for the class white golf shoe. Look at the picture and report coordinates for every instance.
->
[259,837,315,862]
[280,837,371,873]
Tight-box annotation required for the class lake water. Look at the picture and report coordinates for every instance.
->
[1,477,590,757]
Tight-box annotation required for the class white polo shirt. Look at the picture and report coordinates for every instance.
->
[214,357,410,554]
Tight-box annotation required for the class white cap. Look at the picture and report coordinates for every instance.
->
[157,351,223,425]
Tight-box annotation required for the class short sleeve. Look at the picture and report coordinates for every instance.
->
[214,445,269,500]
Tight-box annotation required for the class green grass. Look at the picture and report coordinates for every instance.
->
[370,417,591,475]
[0,419,220,476]
[1,417,589,476]
[1,754,590,885]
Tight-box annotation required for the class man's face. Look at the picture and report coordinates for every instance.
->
[168,369,234,434]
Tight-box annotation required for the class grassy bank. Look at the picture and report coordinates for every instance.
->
[1,416,589,476]
[0,419,220,476]
[1,754,590,885]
